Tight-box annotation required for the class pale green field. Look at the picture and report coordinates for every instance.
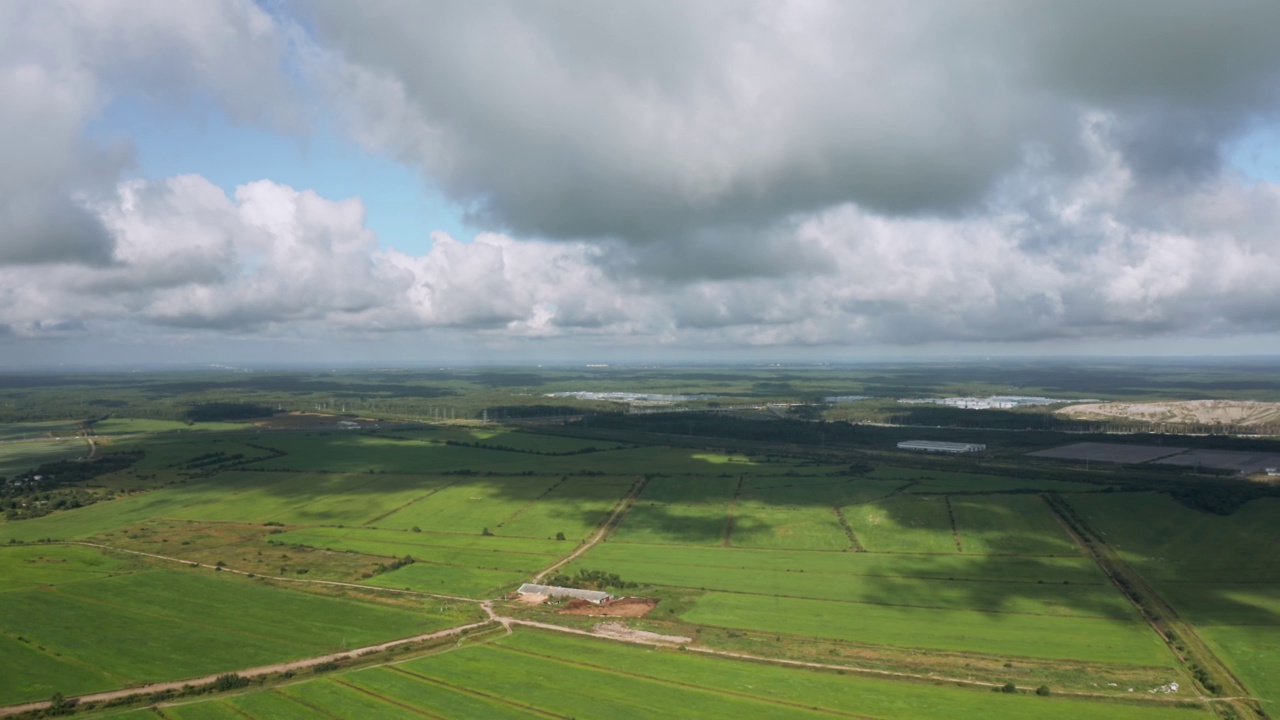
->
[90,418,248,434]
[950,494,1080,555]
[0,548,469,704]
[150,629,1199,720]
[683,592,1174,664]
[843,494,958,553]
[0,438,86,477]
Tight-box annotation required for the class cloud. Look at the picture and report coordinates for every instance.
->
[306,0,1280,246]
[0,0,295,267]
[5,2,1280,357]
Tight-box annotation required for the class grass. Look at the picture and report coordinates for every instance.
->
[950,495,1081,555]
[566,554,1138,618]
[151,629,1204,719]
[1069,493,1280,583]
[0,545,142,593]
[842,495,958,553]
[0,567,467,704]
[90,418,248,434]
[682,592,1174,665]
[0,438,86,477]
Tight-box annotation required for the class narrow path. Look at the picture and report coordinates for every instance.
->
[531,475,648,583]
[0,620,496,717]
[944,496,963,552]
[1042,494,1265,720]
[57,542,477,604]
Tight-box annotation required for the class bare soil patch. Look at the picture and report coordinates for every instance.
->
[517,593,549,605]
[1059,399,1280,427]
[561,597,657,618]
[593,621,689,645]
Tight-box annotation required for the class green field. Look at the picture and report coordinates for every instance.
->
[0,547,470,704]
[0,438,87,477]
[0,403,1270,718]
[144,629,1202,720]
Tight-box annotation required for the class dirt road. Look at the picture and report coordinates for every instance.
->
[531,475,647,583]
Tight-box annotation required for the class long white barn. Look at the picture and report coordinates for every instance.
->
[896,440,986,453]
[518,583,613,604]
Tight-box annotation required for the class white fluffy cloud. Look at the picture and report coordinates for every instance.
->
[5,1,1280,357]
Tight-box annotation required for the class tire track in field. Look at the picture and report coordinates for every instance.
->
[944,496,963,552]
[832,505,865,552]
[722,475,745,547]
[531,475,649,584]
[270,688,348,719]
[493,643,879,719]
[330,678,448,719]
[386,666,569,720]
[494,475,568,530]
[361,479,461,527]
[1043,494,1267,720]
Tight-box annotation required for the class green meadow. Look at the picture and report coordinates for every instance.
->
[0,412,1270,718]
[145,629,1203,720]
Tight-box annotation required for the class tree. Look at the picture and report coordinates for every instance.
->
[555,531,566,541]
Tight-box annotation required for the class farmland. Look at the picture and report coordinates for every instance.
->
[0,363,1276,718]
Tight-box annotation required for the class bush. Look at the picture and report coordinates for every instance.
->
[1036,685,1051,696]
[1000,682,1017,694]
[212,674,249,692]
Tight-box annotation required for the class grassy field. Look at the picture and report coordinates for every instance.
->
[1069,492,1280,710]
[90,419,249,434]
[0,418,1269,717]
[0,438,86,477]
[0,547,472,704]
[141,629,1203,720]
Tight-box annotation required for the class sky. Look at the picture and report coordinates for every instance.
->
[4,1,1280,367]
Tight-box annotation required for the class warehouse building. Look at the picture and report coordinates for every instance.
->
[896,440,986,453]
[517,583,613,604]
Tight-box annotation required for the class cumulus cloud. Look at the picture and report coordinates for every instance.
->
[0,0,295,266]
[305,0,1280,245]
[5,1,1280,357]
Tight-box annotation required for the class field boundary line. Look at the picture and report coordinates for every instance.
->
[386,666,570,720]
[54,542,481,604]
[0,619,497,717]
[503,624,1201,709]
[722,475,745,547]
[492,643,879,719]
[495,476,568,530]
[1042,494,1267,720]
[356,480,461,527]
[329,677,448,719]
[531,475,649,583]
[832,505,865,551]
[944,496,963,552]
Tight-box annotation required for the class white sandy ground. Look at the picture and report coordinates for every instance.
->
[1059,400,1280,426]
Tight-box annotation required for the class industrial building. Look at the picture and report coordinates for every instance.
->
[896,440,986,453]
[517,583,613,604]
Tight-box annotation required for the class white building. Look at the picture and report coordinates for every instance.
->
[517,583,613,604]
[896,440,986,453]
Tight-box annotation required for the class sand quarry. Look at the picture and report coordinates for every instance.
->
[1059,400,1280,427]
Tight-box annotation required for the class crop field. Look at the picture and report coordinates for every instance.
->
[0,546,470,704]
[0,406,1274,718]
[1069,492,1280,710]
[89,418,249,434]
[136,629,1199,720]
[843,494,959,553]
[0,437,87,477]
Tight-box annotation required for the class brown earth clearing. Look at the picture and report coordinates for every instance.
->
[561,596,657,617]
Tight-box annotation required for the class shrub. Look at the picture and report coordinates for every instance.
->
[1036,685,1051,696]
